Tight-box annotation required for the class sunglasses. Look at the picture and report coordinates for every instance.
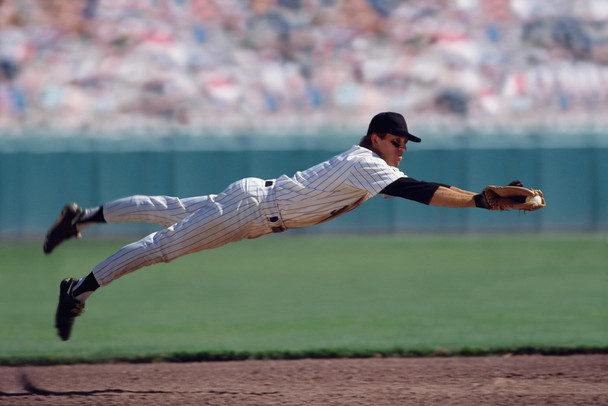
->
[390,138,407,149]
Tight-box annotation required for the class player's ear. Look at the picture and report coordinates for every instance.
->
[370,133,380,147]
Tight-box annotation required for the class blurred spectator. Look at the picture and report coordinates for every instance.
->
[0,0,606,137]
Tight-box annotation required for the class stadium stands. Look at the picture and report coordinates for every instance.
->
[0,0,606,137]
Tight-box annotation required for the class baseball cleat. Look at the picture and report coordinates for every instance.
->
[43,203,84,254]
[55,278,85,341]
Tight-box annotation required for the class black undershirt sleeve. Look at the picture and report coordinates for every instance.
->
[380,177,451,205]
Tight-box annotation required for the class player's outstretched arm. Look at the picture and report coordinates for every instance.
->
[428,186,477,208]
[380,178,544,211]
[429,184,546,211]
[380,178,477,206]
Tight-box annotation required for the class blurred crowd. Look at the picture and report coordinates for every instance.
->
[0,0,607,137]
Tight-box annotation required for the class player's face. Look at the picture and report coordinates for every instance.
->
[372,133,408,167]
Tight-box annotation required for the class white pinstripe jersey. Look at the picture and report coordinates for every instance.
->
[92,145,407,287]
[274,145,406,228]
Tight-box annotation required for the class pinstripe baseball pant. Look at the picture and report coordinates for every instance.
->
[92,178,285,286]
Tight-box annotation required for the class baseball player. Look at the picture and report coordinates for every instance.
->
[45,112,544,340]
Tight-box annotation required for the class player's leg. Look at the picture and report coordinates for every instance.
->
[44,195,212,254]
[92,201,254,286]
[92,181,275,288]
[102,195,214,227]
[53,179,275,340]
[54,203,247,340]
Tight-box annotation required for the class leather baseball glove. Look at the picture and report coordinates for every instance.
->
[480,185,546,211]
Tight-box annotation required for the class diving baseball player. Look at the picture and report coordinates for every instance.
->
[45,112,544,340]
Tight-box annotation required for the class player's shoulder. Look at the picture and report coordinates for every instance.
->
[345,145,406,177]
[327,145,378,167]
[342,145,388,165]
[341,145,377,160]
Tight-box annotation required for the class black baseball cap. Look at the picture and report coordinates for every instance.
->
[366,112,421,143]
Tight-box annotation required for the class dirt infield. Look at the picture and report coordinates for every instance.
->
[1,354,606,405]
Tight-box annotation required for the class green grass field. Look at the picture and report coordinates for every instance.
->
[1,234,606,365]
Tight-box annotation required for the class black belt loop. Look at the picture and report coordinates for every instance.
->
[269,215,285,233]
[265,179,283,232]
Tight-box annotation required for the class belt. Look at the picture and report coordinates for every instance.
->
[264,179,285,233]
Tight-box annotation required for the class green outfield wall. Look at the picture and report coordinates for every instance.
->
[1,132,606,237]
